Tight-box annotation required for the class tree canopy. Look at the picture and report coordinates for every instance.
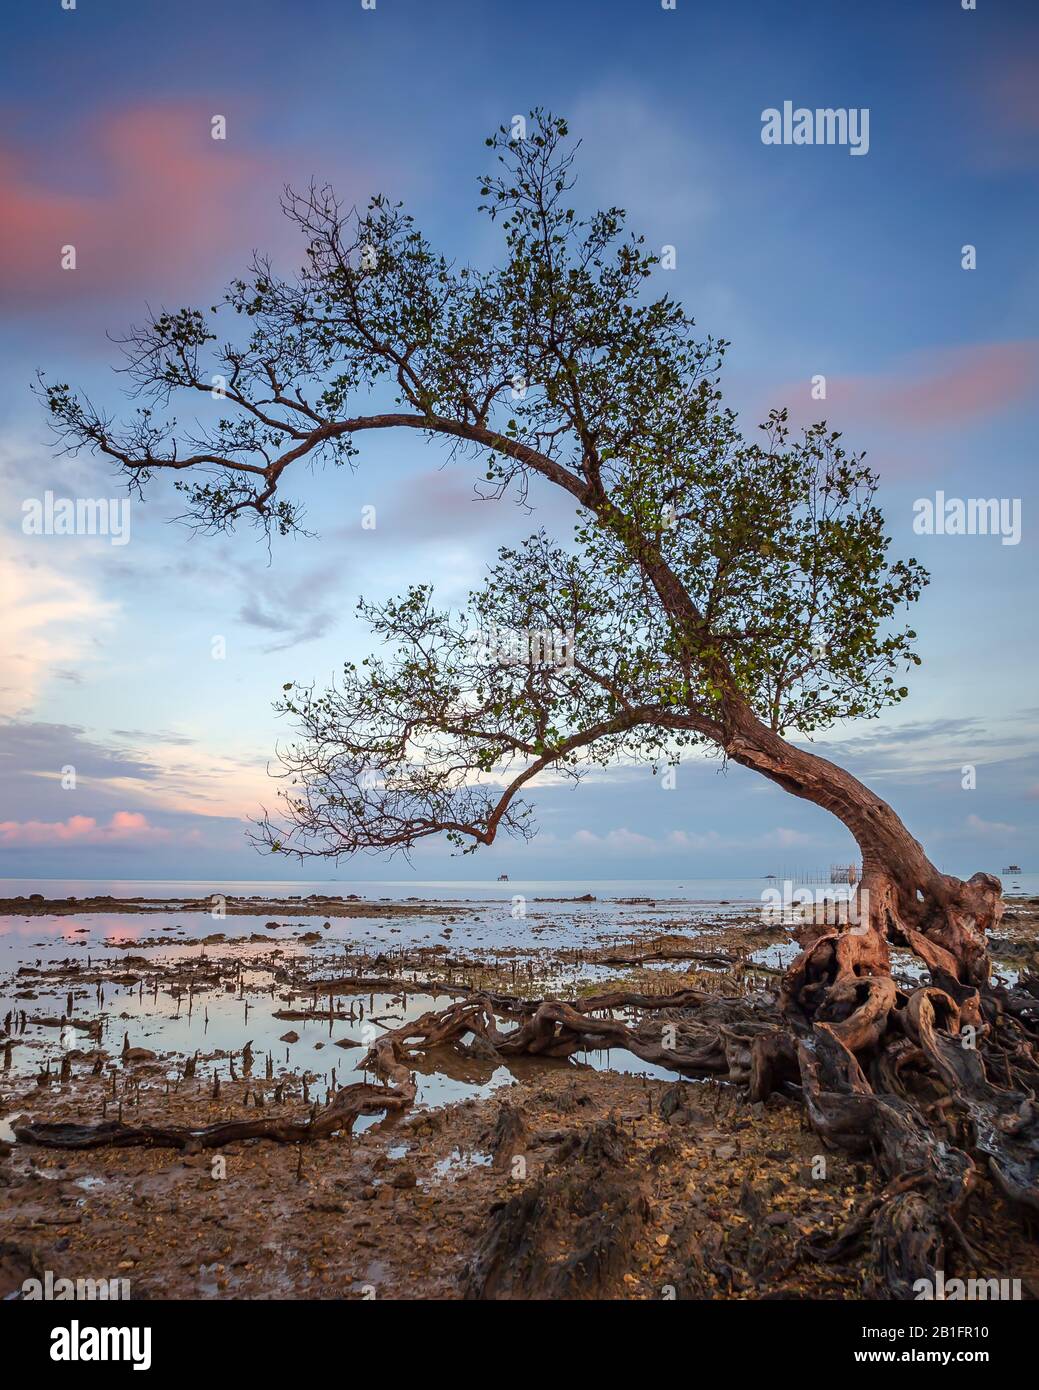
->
[41,111,926,861]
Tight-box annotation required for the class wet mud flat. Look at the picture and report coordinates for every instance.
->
[2,896,1038,1300]
[0,1060,880,1299]
[0,892,480,919]
[4,1053,1037,1300]
[990,897,1039,980]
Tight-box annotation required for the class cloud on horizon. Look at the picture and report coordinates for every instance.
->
[0,809,193,847]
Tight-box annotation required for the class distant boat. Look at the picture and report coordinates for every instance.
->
[1003,864,1022,874]
[497,873,509,881]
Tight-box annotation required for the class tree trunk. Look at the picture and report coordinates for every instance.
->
[711,702,1039,1259]
[721,704,1003,1029]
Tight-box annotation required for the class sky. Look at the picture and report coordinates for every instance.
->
[1,0,1037,883]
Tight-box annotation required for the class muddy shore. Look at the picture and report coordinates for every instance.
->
[2,894,1037,1299]
[0,893,478,918]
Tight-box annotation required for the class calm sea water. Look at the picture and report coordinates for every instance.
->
[2,877,762,1108]
[1,874,1036,903]
[1,874,1032,1114]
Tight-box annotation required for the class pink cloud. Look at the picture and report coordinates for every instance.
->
[990,57,1039,134]
[0,104,275,305]
[961,54,1039,170]
[767,341,1039,434]
[338,466,579,546]
[0,810,192,847]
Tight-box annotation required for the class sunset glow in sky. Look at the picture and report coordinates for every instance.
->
[2,0,1037,881]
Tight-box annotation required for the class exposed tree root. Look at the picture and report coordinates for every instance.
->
[783,951,1039,1293]
[909,990,1039,1213]
[369,959,1039,1297]
[369,988,757,1079]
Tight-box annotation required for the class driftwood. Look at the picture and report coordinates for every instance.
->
[14,1038,415,1152]
[591,936,738,969]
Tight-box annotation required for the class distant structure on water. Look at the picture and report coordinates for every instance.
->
[766,865,860,884]
[1003,864,1022,874]
[497,873,509,881]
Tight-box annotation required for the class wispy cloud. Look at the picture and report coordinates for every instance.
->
[111,728,196,747]
[0,549,115,717]
[236,562,349,653]
[807,713,1039,781]
[568,824,819,855]
[768,342,1039,439]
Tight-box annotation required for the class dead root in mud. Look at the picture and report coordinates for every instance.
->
[14,1037,416,1153]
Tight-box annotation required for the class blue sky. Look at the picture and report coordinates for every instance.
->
[1,0,1037,881]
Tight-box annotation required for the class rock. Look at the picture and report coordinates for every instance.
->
[659,1083,686,1121]
[279,1031,299,1044]
[459,1033,498,1061]
[659,1083,707,1128]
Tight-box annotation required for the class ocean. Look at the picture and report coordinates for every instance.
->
[4,873,1036,902]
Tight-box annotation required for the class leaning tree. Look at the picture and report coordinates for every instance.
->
[41,114,1039,1271]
